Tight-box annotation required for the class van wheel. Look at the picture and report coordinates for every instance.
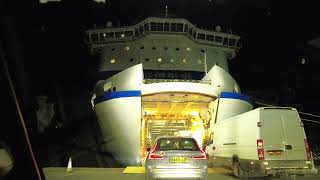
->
[233,162,245,179]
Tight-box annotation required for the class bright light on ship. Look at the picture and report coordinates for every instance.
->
[170,59,174,63]
[121,34,125,38]
[125,46,130,51]
[182,59,187,63]
[190,111,199,116]
[186,47,192,51]
[157,58,163,63]
[110,59,116,63]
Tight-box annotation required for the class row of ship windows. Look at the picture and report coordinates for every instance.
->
[108,46,205,52]
[107,58,219,65]
[87,21,240,47]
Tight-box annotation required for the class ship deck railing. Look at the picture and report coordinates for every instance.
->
[85,17,241,50]
[143,79,211,85]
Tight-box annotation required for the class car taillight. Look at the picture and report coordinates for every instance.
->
[148,143,164,160]
[304,139,311,160]
[192,151,207,160]
[192,144,207,160]
[257,139,265,160]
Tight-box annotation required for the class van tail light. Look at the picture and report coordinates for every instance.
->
[148,143,164,160]
[257,139,265,160]
[192,144,207,160]
[304,139,311,160]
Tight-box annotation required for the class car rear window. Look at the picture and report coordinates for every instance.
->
[156,138,200,151]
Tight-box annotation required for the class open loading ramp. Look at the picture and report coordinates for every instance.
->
[140,92,216,161]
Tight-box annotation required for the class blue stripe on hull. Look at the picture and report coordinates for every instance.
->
[220,92,254,105]
[94,90,141,104]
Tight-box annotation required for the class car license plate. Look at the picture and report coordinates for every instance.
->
[170,157,188,163]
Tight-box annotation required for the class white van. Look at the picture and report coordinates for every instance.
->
[208,107,317,178]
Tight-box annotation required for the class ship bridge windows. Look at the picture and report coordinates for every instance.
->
[192,31,196,39]
[170,23,178,32]
[215,36,223,43]
[91,33,98,42]
[184,24,189,32]
[157,23,164,31]
[170,23,184,32]
[135,28,139,36]
[188,28,193,36]
[149,22,164,31]
[124,31,133,37]
[164,23,169,31]
[106,32,114,39]
[150,22,156,31]
[115,32,123,38]
[223,38,229,45]
[99,33,106,42]
[228,38,236,46]
[206,35,215,41]
[177,23,184,32]
[139,26,144,34]
[197,33,206,40]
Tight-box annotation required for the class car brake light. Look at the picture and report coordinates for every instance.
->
[148,143,164,160]
[257,139,265,160]
[304,139,311,160]
[192,151,207,160]
[192,144,207,160]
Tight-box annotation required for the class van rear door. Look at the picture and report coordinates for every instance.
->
[280,109,307,160]
[261,108,307,161]
[260,108,287,160]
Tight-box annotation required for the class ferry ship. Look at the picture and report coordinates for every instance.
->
[85,17,253,166]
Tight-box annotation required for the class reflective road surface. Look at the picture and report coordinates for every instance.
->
[44,166,320,180]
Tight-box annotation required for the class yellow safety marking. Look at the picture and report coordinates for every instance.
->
[123,166,145,174]
[208,167,232,174]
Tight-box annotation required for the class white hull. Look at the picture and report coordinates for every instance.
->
[92,64,253,166]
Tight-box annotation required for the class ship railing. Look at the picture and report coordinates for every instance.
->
[143,79,211,85]
[85,17,241,50]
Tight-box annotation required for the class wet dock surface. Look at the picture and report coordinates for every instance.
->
[44,166,320,180]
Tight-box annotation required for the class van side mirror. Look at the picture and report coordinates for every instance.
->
[146,147,151,152]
